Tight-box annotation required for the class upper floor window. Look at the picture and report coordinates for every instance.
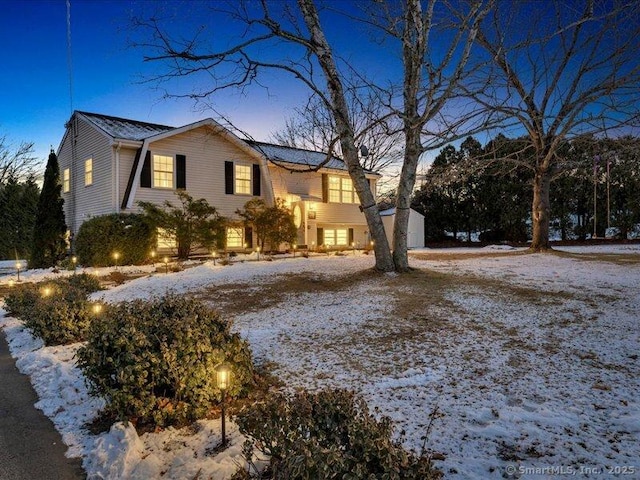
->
[235,165,251,195]
[328,175,357,204]
[153,154,174,188]
[63,168,70,193]
[84,159,93,186]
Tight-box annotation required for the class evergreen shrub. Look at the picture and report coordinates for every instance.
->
[76,295,255,428]
[4,274,101,345]
[234,389,440,480]
[75,213,155,267]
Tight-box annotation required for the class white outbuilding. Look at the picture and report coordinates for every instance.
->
[379,208,425,249]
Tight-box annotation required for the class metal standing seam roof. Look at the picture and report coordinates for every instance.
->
[247,140,351,172]
[75,111,369,174]
[77,111,174,141]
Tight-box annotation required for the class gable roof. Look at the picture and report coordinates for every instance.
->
[71,111,378,177]
[77,111,174,141]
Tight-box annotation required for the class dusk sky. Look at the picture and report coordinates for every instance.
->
[2,0,377,168]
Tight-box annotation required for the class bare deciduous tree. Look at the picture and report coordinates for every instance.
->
[472,0,640,250]
[133,0,492,272]
[271,92,403,175]
[0,136,39,184]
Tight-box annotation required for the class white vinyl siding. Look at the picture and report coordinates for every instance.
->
[84,158,93,186]
[63,168,70,193]
[132,127,264,218]
[268,166,377,226]
[235,164,251,194]
[226,227,243,248]
[57,116,114,234]
[153,154,174,188]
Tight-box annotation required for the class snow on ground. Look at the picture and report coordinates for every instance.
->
[1,246,639,479]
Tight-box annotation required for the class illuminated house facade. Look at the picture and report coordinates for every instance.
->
[57,111,380,250]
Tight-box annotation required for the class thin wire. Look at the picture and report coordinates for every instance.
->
[66,0,74,114]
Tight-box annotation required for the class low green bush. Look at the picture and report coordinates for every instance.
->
[4,274,101,345]
[76,294,255,428]
[4,283,40,318]
[75,213,156,267]
[234,389,440,480]
[65,272,103,294]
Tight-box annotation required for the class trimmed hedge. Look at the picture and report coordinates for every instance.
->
[4,273,102,346]
[234,389,440,479]
[76,295,255,428]
[75,213,155,267]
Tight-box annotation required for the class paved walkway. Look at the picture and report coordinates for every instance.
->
[0,330,85,480]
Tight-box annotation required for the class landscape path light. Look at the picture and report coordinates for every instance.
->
[293,243,297,258]
[41,286,53,298]
[163,256,169,274]
[71,256,77,274]
[112,252,120,270]
[15,261,22,282]
[256,246,261,261]
[150,250,156,266]
[212,250,217,266]
[216,364,231,448]
[91,303,103,315]
[352,241,356,255]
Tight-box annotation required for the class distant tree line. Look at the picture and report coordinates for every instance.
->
[413,136,640,243]
[0,138,41,260]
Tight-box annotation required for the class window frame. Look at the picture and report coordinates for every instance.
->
[84,159,93,186]
[226,227,244,248]
[234,164,252,195]
[63,168,70,193]
[324,228,348,246]
[328,175,357,204]
[152,153,175,189]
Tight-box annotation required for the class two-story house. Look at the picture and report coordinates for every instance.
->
[57,111,380,251]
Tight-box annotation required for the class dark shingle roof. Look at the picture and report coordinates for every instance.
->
[77,111,174,141]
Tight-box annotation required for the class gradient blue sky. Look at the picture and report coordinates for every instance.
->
[1,0,345,167]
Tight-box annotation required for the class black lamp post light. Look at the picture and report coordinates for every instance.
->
[216,364,231,448]
[15,261,22,282]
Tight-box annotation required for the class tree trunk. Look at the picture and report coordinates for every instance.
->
[392,130,420,272]
[530,170,552,251]
[299,0,395,272]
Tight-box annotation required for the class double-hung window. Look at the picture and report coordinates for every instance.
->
[324,228,348,246]
[153,154,174,188]
[235,165,251,194]
[226,227,244,248]
[84,159,93,186]
[328,175,357,204]
[63,168,70,193]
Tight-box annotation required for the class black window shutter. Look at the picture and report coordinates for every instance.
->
[140,151,151,188]
[317,227,324,245]
[252,164,261,196]
[176,155,186,189]
[244,226,253,249]
[225,161,234,194]
[348,228,354,245]
[321,174,328,203]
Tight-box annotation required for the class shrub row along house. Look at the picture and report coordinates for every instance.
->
[57,111,382,252]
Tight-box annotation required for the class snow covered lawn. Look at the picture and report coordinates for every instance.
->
[1,246,639,478]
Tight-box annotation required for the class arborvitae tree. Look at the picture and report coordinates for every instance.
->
[31,150,67,268]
